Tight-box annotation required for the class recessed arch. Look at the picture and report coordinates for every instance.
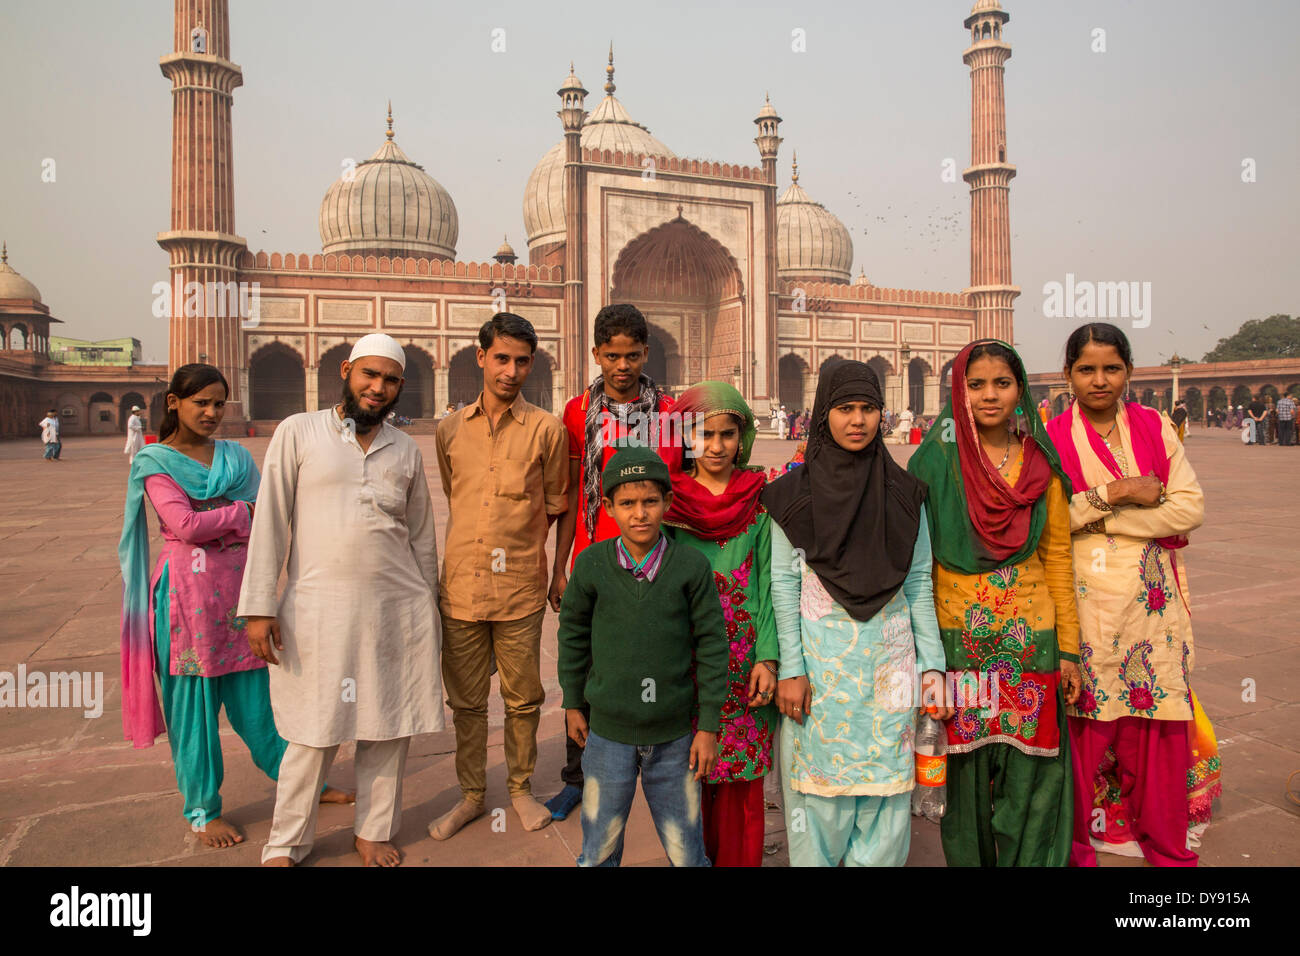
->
[644,322,683,391]
[867,356,893,396]
[611,217,745,391]
[119,392,147,432]
[249,342,305,419]
[318,343,353,408]
[521,349,554,413]
[448,346,480,409]
[779,353,811,411]
[395,345,436,418]
[907,357,929,414]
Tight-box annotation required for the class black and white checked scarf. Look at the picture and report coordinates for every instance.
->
[581,372,665,539]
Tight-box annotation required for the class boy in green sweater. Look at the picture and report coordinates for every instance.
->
[557,444,729,866]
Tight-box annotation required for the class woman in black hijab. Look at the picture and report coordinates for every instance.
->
[761,358,951,866]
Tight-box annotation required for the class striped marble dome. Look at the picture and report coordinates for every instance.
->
[776,156,853,284]
[319,118,458,261]
[523,68,674,253]
[0,244,42,303]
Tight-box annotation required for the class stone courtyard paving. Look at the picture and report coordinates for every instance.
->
[0,425,1295,867]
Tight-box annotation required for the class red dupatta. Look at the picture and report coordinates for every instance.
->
[666,468,766,543]
[951,342,1055,562]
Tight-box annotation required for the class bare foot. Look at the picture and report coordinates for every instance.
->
[262,856,293,867]
[320,786,355,805]
[355,836,402,867]
[195,816,244,849]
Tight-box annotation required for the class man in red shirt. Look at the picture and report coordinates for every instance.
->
[544,303,679,819]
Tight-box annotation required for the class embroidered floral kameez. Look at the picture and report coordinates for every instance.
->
[665,382,778,867]
[762,360,941,867]
[1048,400,1209,866]
[909,341,1080,867]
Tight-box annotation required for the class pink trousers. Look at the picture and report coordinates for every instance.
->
[1068,715,1198,867]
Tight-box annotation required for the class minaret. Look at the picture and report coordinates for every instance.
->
[963,0,1018,343]
[558,61,588,396]
[754,94,782,405]
[157,0,248,424]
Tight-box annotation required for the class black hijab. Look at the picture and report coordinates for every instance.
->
[760,358,928,622]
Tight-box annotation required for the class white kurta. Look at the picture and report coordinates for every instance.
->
[124,416,145,461]
[237,407,444,747]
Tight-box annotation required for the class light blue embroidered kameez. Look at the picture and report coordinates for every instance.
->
[770,507,945,866]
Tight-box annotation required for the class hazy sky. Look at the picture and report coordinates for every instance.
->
[0,0,1296,373]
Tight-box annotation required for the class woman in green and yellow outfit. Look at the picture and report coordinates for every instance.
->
[908,340,1082,866]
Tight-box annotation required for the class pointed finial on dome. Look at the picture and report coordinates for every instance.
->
[1,241,6,265]
[386,100,394,141]
[605,42,616,94]
[791,150,799,184]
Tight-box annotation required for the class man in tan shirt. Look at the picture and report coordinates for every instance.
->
[429,313,569,838]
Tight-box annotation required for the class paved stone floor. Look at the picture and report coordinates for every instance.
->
[0,425,1295,867]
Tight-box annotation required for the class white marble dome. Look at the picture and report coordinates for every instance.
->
[523,64,675,253]
[0,245,41,302]
[319,118,458,260]
[776,157,853,284]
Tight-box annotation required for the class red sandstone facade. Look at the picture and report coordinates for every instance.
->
[153,0,1022,430]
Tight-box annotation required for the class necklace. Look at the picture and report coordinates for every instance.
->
[985,429,1017,471]
[1088,415,1117,441]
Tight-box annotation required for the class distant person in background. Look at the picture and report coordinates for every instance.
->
[1246,397,1265,445]
[778,404,789,440]
[1275,393,1296,446]
[1263,397,1278,445]
[124,405,146,463]
[1170,401,1188,443]
[39,408,61,461]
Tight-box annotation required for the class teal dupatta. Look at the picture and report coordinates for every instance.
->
[118,440,259,748]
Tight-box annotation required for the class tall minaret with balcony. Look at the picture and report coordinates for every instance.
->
[558,62,588,397]
[963,0,1018,343]
[754,94,783,404]
[158,0,248,423]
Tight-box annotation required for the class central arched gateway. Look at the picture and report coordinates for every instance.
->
[610,217,745,394]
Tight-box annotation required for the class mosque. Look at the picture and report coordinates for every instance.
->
[155,0,1021,431]
[1,0,1020,439]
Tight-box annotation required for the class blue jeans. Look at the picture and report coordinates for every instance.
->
[576,730,710,867]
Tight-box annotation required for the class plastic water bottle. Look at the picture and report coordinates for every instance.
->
[912,712,947,822]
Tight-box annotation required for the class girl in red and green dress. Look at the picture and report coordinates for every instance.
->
[664,382,778,867]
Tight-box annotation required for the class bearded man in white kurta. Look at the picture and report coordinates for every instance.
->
[238,333,443,867]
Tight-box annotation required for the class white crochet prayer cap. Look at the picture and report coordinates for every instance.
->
[348,333,406,371]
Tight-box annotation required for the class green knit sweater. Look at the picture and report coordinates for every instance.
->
[557,535,729,746]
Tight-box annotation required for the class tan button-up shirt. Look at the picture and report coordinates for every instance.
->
[436,392,569,621]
